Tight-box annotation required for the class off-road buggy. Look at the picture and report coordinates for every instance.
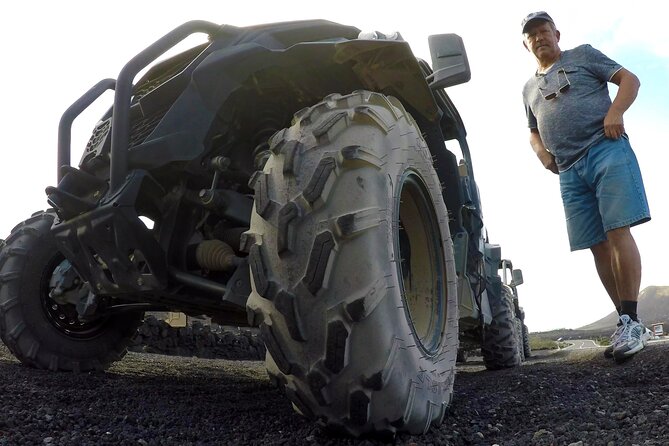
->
[0,19,528,436]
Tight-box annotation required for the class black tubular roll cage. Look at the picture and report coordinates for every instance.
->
[57,20,222,187]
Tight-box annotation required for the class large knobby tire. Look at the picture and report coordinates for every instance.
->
[522,322,532,359]
[515,317,525,362]
[481,285,522,370]
[246,91,458,437]
[0,211,143,372]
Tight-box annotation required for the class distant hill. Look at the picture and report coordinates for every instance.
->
[578,286,669,331]
[532,286,669,341]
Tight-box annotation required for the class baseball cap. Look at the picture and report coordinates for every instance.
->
[521,11,555,33]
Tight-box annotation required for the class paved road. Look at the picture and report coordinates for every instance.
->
[562,337,669,351]
[563,339,601,350]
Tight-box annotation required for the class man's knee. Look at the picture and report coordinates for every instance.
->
[590,239,609,257]
[606,225,632,243]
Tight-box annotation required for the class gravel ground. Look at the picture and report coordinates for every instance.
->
[1,340,668,445]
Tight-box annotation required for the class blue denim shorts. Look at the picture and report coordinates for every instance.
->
[559,136,651,251]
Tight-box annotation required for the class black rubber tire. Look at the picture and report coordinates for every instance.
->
[0,211,143,372]
[481,286,522,370]
[515,317,525,362]
[522,323,532,359]
[246,91,459,437]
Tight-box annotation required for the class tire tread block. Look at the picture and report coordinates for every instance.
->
[302,231,335,295]
[25,340,40,360]
[281,140,302,175]
[275,290,306,342]
[277,203,299,255]
[0,271,22,284]
[340,145,384,169]
[335,208,380,239]
[344,278,386,322]
[303,157,336,205]
[307,369,329,406]
[6,320,26,341]
[312,111,348,139]
[362,336,400,391]
[252,173,276,219]
[349,390,370,426]
[324,320,348,374]
[351,106,392,134]
[260,323,294,375]
[286,386,315,419]
[268,129,288,154]
[5,226,41,245]
[249,244,277,299]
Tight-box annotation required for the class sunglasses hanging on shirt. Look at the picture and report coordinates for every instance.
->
[538,68,571,100]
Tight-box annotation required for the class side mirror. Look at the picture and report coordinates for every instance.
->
[427,33,471,89]
[512,269,524,287]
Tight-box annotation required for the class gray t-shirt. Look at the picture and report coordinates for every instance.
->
[522,44,622,171]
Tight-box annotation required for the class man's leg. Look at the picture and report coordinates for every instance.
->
[585,137,648,306]
[591,239,626,359]
[605,225,649,360]
[590,240,621,309]
[580,138,650,361]
[605,226,641,303]
[591,227,642,359]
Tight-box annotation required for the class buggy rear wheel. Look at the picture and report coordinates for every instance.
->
[522,322,532,358]
[481,285,523,370]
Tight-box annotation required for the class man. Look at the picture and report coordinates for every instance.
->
[521,12,651,361]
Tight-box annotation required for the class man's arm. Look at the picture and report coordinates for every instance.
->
[605,68,641,139]
[529,128,558,174]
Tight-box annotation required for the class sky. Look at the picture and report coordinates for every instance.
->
[1,1,667,333]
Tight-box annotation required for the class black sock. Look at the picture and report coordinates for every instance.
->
[620,300,638,322]
[615,306,623,325]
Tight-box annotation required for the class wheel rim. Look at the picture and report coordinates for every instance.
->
[40,256,109,339]
[395,171,447,355]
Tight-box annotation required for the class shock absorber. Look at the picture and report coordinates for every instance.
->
[251,108,286,170]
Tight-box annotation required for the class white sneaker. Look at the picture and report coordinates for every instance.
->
[612,314,651,362]
[603,323,624,359]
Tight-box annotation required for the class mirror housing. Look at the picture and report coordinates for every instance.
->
[512,269,524,287]
[427,33,471,89]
